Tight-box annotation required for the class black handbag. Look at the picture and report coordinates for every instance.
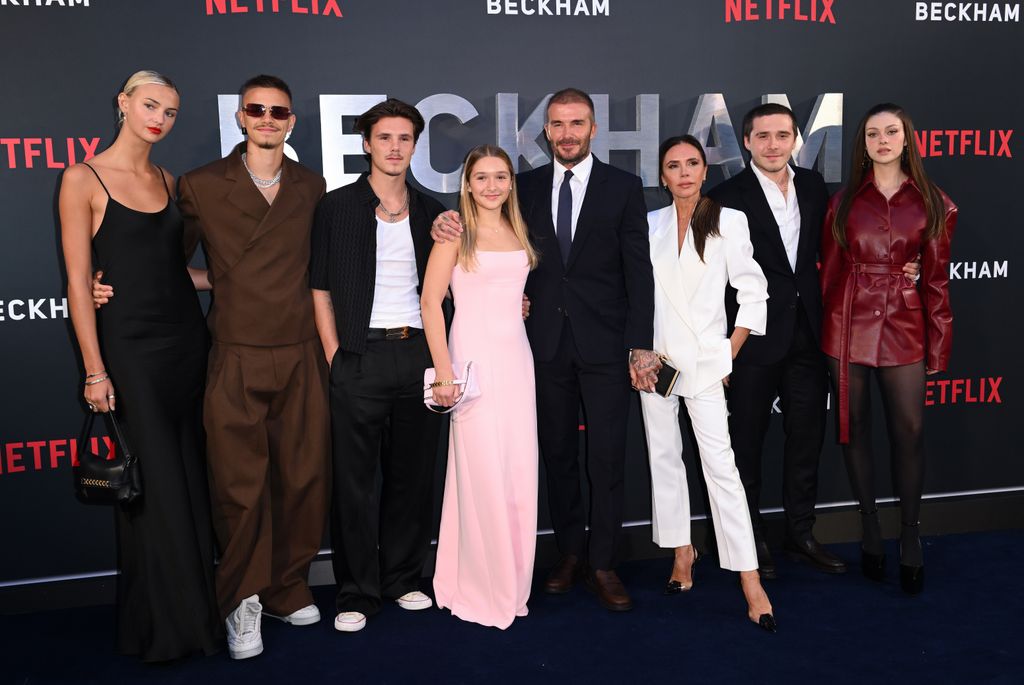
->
[74,409,142,505]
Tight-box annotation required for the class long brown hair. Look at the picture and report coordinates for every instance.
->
[832,103,945,248]
[457,145,539,270]
[658,134,721,262]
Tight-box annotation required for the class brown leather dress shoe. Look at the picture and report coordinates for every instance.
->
[586,569,633,611]
[543,554,581,594]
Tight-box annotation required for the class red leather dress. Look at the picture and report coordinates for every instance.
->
[820,173,956,443]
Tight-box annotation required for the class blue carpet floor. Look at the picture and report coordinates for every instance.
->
[3,530,1022,684]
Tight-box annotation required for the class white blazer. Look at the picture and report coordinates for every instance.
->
[648,203,768,397]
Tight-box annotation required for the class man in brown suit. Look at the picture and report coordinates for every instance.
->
[91,75,328,659]
[179,75,329,660]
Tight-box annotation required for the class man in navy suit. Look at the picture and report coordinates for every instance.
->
[434,88,657,611]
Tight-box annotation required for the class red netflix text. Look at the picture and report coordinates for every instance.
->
[914,129,1013,158]
[0,137,101,169]
[725,0,835,23]
[205,0,342,17]
[1,436,115,475]
[925,377,1002,406]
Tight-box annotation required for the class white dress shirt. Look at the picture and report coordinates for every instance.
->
[550,153,595,239]
[750,162,800,272]
[369,215,423,328]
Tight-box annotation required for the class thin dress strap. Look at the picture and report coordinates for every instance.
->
[155,165,173,200]
[82,162,111,198]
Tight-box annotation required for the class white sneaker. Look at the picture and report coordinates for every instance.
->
[334,611,367,632]
[226,594,263,660]
[395,590,433,611]
[265,604,321,626]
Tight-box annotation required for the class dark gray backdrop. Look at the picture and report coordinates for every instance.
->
[1,0,1019,587]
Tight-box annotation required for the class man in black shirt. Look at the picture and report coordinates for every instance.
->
[310,99,445,633]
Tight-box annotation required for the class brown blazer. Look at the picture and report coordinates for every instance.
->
[180,143,327,346]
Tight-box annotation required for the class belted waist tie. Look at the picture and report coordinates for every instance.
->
[837,263,908,444]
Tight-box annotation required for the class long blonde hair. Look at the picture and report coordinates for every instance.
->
[117,70,177,127]
[457,145,539,270]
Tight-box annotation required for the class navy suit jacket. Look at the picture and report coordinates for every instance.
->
[707,165,829,366]
[517,155,654,364]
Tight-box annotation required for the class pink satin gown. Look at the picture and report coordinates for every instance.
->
[432,249,538,629]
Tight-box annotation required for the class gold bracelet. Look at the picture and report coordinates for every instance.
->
[85,370,106,378]
[84,375,109,386]
[430,379,455,388]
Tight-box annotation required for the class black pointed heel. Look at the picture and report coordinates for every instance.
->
[899,521,924,595]
[664,547,699,594]
[756,613,777,633]
[900,563,924,595]
[861,549,886,582]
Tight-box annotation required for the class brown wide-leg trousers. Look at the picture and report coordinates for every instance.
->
[204,338,329,619]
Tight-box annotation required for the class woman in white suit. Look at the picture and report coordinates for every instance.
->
[640,135,775,631]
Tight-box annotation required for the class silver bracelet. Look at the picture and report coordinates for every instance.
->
[84,375,109,386]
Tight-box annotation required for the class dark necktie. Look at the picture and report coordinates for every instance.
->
[556,169,574,265]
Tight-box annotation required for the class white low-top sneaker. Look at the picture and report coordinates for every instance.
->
[395,590,433,611]
[265,604,321,626]
[226,594,263,660]
[334,611,367,632]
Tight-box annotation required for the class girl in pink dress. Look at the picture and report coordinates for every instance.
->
[421,145,540,629]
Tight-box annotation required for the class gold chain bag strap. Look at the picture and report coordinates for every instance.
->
[73,409,142,505]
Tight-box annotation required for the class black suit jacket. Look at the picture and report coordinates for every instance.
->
[309,173,445,355]
[707,165,829,366]
[517,156,654,364]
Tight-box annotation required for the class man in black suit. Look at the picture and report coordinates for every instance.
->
[434,88,657,611]
[310,99,446,633]
[708,104,915,578]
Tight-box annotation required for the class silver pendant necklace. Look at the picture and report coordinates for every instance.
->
[377,194,409,222]
[242,153,282,189]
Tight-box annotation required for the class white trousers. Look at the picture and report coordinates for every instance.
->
[639,382,758,572]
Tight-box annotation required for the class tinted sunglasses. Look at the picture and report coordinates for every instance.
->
[241,103,293,120]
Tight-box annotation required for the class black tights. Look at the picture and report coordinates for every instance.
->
[826,358,926,566]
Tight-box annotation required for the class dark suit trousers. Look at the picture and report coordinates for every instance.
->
[727,306,826,543]
[328,334,441,616]
[535,319,631,571]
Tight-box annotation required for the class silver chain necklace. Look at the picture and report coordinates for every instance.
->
[241,153,282,189]
[377,194,409,222]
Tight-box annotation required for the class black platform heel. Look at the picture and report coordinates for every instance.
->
[859,509,885,582]
[899,522,924,595]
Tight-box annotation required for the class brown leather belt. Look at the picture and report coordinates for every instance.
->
[367,326,421,341]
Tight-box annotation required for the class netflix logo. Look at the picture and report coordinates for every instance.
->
[205,0,342,17]
[1,435,114,476]
[914,129,1012,158]
[725,0,836,23]
[925,376,1002,406]
[1,137,101,169]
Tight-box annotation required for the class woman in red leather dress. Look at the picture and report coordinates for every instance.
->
[820,103,956,595]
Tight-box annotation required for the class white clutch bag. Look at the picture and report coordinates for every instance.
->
[423,361,480,414]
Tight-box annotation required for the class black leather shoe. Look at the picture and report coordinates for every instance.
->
[900,564,924,595]
[755,540,777,580]
[784,538,848,574]
[861,549,886,582]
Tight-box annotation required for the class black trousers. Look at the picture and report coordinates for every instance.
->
[328,333,441,615]
[726,306,827,543]
[535,319,631,571]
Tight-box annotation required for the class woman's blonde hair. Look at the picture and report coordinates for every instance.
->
[457,145,538,270]
[117,70,177,127]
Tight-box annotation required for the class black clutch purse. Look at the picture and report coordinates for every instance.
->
[653,357,680,398]
[74,409,142,505]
